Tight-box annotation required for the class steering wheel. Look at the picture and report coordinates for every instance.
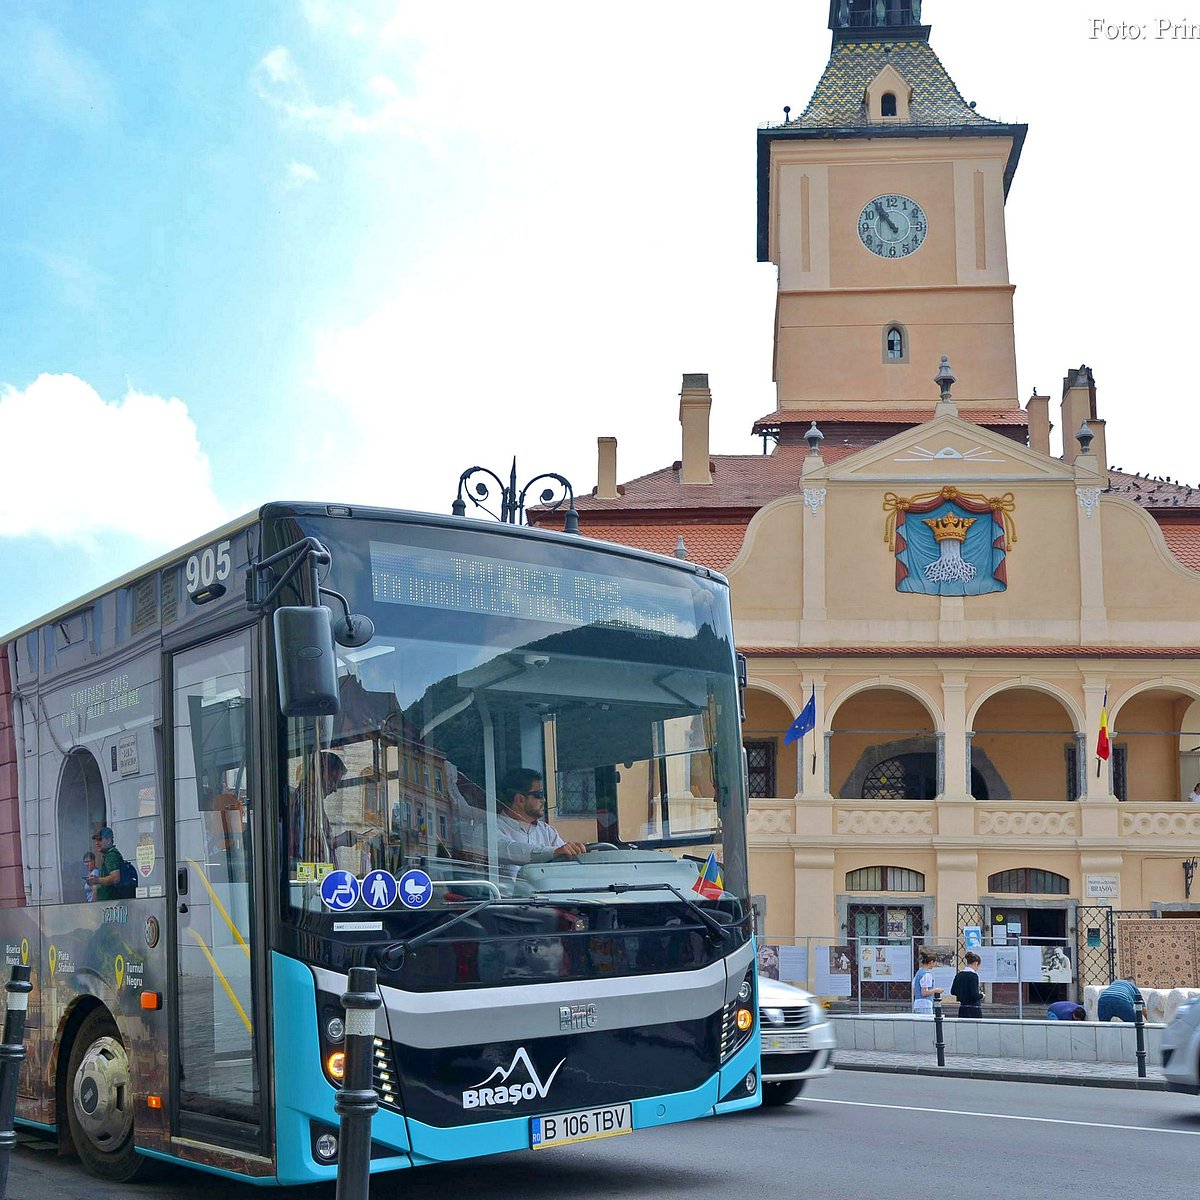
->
[584,842,619,852]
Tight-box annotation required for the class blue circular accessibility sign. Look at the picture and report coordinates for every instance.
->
[397,869,434,910]
[361,870,399,910]
[319,870,360,912]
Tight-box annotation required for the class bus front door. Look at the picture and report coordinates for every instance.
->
[169,629,265,1153]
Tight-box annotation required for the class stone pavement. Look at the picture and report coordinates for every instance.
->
[834,1046,1168,1090]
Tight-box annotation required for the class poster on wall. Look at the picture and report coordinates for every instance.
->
[757,944,781,980]
[859,944,911,980]
[779,945,808,987]
[1039,945,1072,983]
[976,946,1020,983]
[815,945,853,997]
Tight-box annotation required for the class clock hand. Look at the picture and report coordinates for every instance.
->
[874,201,899,234]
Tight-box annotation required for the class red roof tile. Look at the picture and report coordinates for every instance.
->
[1106,470,1200,510]
[1160,524,1200,571]
[578,523,749,573]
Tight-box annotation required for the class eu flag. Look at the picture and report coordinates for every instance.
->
[784,687,816,746]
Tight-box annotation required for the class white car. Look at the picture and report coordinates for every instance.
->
[1162,997,1200,1093]
[758,977,836,1106]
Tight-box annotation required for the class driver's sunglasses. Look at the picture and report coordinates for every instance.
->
[524,789,545,799]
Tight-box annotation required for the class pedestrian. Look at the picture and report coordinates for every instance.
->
[950,950,984,1018]
[82,851,99,902]
[1046,1000,1086,1020]
[1098,978,1142,1022]
[92,827,126,902]
[1188,780,1200,803]
[911,951,938,1016]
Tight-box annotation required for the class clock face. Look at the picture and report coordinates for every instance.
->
[858,194,927,259]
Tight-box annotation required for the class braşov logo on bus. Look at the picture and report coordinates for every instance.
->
[461,1047,566,1109]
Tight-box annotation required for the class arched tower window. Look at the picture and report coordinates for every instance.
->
[881,91,898,117]
[885,326,904,359]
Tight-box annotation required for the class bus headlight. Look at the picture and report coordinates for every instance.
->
[735,1007,753,1032]
[326,1050,346,1082]
[314,1132,338,1162]
[737,979,752,1002]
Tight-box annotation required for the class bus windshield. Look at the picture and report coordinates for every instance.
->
[276,515,749,980]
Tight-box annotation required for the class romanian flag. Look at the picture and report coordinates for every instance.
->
[1096,691,1111,762]
[692,851,724,900]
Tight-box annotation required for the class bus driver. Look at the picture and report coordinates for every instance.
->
[495,767,587,872]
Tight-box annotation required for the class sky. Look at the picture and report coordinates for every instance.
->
[1,0,1195,634]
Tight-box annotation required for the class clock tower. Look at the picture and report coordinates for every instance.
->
[756,1,1027,427]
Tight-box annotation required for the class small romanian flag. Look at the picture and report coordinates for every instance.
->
[692,851,724,900]
[1096,694,1111,762]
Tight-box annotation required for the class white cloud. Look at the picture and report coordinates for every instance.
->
[285,160,320,189]
[0,374,226,545]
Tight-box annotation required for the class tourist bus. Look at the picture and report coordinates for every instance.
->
[0,502,759,1186]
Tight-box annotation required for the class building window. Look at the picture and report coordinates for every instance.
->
[988,868,1070,895]
[1064,743,1080,802]
[744,740,777,798]
[846,866,926,892]
[1113,745,1128,801]
[881,91,898,117]
[883,324,907,363]
[860,753,936,800]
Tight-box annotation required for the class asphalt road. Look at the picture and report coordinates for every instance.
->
[7,1071,1200,1199]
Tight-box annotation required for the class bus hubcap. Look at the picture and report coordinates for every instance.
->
[73,1036,133,1150]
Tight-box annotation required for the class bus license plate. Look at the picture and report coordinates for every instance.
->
[530,1103,632,1150]
[764,1032,810,1051]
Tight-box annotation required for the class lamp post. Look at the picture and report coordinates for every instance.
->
[451,458,580,534]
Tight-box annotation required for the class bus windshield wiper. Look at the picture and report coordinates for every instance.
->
[378,895,602,968]
[534,882,736,945]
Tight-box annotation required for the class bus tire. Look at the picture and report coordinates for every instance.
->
[762,1079,806,1106]
[65,1008,146,1181]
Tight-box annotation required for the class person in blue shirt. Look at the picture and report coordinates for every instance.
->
[1046,1000,1085,1020]
[1098,979,1142,1022]
[911,951,938,1016]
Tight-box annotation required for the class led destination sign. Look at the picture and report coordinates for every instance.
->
[370,543,698,637]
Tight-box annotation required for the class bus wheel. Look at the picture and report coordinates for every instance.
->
[66,1008,145,1181]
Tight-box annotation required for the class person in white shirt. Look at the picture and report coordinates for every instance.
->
[1188,781,1200,803]
[495,767,587,873]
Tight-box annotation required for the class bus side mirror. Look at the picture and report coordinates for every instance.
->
[274,606,341,717]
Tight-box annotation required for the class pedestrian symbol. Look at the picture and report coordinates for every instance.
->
[319,870,360,912]
[397,869,434,910]
[362,870,398,910]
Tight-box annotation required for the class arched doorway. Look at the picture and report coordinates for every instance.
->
[56,749,107,903]
[830,688,939,799]
[971,688,1079,802]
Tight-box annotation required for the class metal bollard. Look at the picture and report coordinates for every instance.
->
[336,966,381,1200]
[0,964,33,1200]
[932,990,946,1067]
[1133,995,1147,1079]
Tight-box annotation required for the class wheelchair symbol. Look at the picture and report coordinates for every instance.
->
[320,870,360,912]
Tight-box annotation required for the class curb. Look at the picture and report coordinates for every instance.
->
[835,1060,1168,1091]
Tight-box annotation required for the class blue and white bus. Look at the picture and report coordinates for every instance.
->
[0,503,759,1186]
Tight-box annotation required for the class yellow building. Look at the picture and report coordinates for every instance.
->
[535,0,1200,994]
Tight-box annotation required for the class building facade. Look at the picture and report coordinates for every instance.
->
[534,1,1200,989]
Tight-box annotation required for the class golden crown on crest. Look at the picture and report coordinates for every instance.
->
[922,513,976,543]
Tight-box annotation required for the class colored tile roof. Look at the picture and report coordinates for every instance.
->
[788,38,998,130]
[751,406,1029,433]
[1106,469,1200,511]
[572,444,857,513]
[579,523,750,574]
[1160,525,1200,571]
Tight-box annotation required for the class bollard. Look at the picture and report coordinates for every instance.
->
[0,963,33,1200]
[1133,994,1147,1079]
[335,966,381,1200]
[932,989,946,1067]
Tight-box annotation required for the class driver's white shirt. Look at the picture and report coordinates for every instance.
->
[496,811,565,867]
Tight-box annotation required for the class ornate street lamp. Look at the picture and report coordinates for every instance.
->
[451,458,580,534]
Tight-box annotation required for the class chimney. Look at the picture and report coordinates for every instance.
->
[679,374,713,485]
[1025,390,1051,456]
[1060,365,1096,462]
[596,437,619,500]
